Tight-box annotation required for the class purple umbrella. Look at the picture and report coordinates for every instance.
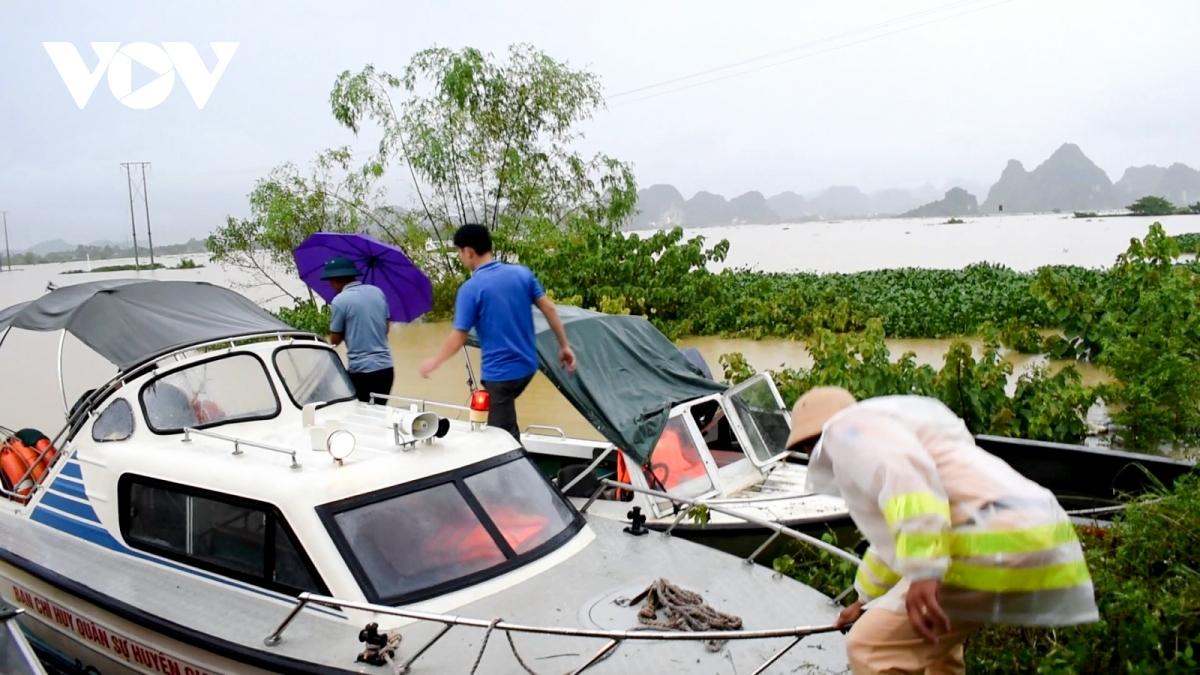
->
[294,232,434,323]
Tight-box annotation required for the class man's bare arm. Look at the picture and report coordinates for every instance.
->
[534,296,570,348]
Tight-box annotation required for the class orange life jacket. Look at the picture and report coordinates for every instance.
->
[647,427,707,491]
[1,437,56,500]
[425,509,552,565]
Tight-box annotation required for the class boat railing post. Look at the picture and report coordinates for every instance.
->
[744,531,782,565]
[394,623,454,673]
[598,479,861,567]
[569,638,620,675]
[578,482,607,514]
[560,446,614,495]
[750,635,805,675]
[661,507,692,536]
[263,594,312,646]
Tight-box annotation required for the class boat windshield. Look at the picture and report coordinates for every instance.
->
[273,346,356,408]
[321,453,583,605]
[727,377,791,464]
[140,353,281,433]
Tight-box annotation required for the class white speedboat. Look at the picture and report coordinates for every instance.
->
[461,305,853,551]
[0,279,855,675]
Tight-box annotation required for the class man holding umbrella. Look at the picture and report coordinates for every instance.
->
[322,255,394,402]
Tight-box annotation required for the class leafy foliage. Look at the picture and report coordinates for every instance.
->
[206,147,393,302]
[965,473,1200,674]
[1127,195,1182,216]
[1034,224,1200,450]
[329,44,637,257]
[718,319,1096,444]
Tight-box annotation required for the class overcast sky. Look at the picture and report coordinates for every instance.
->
[1,0,1197,249]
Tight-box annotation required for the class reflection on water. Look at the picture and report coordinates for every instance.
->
[0,211,1135,441]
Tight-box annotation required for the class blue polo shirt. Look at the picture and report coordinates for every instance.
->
[453,261,545,382]
[329,281,393,373]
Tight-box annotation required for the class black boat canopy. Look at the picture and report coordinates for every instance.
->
[466,304,728,465]
[0,279,295,371]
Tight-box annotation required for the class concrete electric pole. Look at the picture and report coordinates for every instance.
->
[120,162,154,268]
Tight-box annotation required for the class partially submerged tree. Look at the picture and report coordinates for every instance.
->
[1127,195,1178,217]
[207,147,393,302]
[329,43,638,259]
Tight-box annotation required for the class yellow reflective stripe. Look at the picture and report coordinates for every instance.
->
[949,521,1079,558]
[883,492,951,529]
[894,531,949,559]
[863,551,902,586]
[944,560,1092,593]
[855,565,890,599]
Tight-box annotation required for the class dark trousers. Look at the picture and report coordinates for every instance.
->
[482,375,534,443]
[349,367,394,403]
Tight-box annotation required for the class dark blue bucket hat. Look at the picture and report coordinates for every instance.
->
[319,255,361,280]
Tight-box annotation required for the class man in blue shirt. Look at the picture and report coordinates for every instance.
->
[419,224,576,443]
[323,256,394,403]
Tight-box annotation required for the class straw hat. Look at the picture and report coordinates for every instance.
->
[786,386,857,449]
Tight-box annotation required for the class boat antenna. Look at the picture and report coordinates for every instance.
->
[461,346,477,392]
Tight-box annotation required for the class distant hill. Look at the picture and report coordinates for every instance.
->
[621,143,1198,229]
[26,239,75,256]
[981,143,1116,213]
[901,187,980,218]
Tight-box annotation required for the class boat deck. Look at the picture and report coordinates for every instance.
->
[1,506,849,674]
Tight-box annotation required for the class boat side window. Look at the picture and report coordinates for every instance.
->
[273,346,356,408]
[646,416,714,498]
[119,477,325,596]
[139,353,281,434]
[91,398,135,442]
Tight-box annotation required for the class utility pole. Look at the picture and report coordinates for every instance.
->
[120,163,142,270]
[1,211,10,272]
[138,163,154,265]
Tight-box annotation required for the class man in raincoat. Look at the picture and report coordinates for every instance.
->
[786,387,1099,674]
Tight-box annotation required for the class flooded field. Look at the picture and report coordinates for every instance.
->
[3,210,1188,439]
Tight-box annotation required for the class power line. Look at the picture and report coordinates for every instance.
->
[605,0,1016,108]
[605,0,987,100]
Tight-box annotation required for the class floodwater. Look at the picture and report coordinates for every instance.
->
[3,211,1197,441]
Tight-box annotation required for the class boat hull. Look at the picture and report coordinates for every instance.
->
[0,561,276,675]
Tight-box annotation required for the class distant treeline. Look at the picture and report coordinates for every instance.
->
[7,239,209,266]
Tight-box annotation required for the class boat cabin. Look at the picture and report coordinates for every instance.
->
[0,281,594,624]
[579,374,802,520]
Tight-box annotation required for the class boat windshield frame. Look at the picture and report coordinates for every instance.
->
[270,344,357,410]
[721,374,792,469]
[136,351,283,436]
[316,449,586,607]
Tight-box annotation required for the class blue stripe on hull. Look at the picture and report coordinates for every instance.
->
[57,461,83,480]
[38,492,101,523]
[48,475,88,501]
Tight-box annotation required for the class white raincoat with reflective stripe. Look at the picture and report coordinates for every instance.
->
[806,395,1099,626]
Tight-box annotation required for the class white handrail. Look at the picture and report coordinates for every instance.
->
[180,427,301,469]
[587,478,862,567]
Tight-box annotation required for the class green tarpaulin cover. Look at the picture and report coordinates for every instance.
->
[466,305,728,464]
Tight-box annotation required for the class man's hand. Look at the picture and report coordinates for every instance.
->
[835,600,865,630]
[559,345,577,373]
[418,358,438,379]
[905,578,951,643]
